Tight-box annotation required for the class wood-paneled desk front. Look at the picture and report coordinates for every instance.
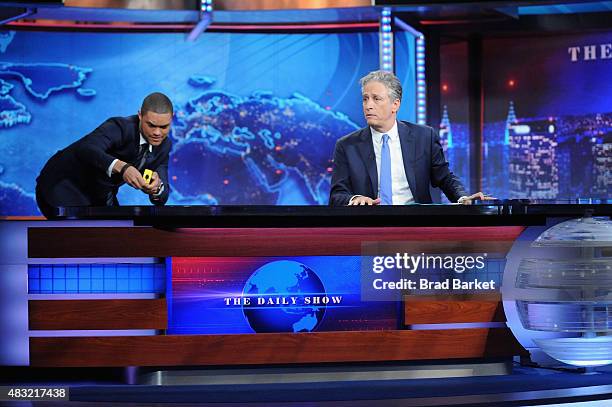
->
[27,201,610,367]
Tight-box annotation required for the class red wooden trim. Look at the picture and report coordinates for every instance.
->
[28,299,167,330]
[29,328,527,367]
[28,226,525,258]
[404,294,506,324]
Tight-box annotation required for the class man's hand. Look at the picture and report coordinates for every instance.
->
[348,196,381,206]
[141,171,162,195]
[121,164,148,190]
[459,192,496,205]
[113,160,147,190]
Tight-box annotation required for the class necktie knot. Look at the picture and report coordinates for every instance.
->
[382,134,389,143]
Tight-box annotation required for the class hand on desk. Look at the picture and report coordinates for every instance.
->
[459,192,496,205]
[348,196,381,206]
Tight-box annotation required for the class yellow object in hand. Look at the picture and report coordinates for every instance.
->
[143,169,153,184]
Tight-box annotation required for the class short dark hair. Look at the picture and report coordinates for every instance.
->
[141,92,173,115]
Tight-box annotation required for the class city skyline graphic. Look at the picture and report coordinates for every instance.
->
[439,102,611,200]
[440,29,611,200]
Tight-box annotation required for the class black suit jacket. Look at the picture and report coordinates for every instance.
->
[329,120,466,206]
[36,115,171,206]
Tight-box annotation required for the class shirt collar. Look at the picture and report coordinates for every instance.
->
[370,121,399,143]
[139,134,153,153]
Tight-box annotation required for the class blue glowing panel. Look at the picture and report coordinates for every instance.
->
[169,257,398,334]
[0,30,381,215]
[28,263,165,294]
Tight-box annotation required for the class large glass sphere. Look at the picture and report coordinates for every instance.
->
[503,217,612,367]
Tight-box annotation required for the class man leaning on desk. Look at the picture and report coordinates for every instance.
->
[35,92,173,219]
[329,70,489,206]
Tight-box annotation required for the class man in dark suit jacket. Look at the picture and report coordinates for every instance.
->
[36,92,173,218]
[330,71,487,206]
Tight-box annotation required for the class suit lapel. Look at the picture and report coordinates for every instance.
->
[398,121,418,196]
[356,127,378,197]
[133,117,143,163]
[134,115,141,143]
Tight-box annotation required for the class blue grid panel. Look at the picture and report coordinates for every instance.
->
[28,263,166,294]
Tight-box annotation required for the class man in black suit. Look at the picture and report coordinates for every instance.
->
[36,92,173,218]
[330,70,487,206]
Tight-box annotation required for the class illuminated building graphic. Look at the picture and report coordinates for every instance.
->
[509,118,559,199]
[482,102,517,198]
[592,142,611,196]
[439,105,453,149]
[505,101,518,146]
[437,105,470,202]
[483,99,610,200]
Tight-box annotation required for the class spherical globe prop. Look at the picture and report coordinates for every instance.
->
[507,217,612,367]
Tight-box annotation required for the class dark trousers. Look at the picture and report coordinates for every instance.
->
[35,179,93,219]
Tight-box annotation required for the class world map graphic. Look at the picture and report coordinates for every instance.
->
[0,31,362,214]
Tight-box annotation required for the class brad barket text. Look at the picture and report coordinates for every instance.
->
[372,278,496,291]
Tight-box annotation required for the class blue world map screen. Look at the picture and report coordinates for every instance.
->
[0,29,414,214]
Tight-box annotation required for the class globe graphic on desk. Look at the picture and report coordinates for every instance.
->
[242,260,327,333]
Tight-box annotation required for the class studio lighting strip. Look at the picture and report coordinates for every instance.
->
[416,36,426,125]
[380,7,393,72]
[201,0,213,13]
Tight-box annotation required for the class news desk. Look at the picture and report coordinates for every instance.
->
[25,201,611,369]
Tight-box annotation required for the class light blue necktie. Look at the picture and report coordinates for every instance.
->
[380,134,393,205]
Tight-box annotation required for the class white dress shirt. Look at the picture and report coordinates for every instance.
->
[370,121,415,205]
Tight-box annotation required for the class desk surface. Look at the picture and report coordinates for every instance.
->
[55,199,612,228]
